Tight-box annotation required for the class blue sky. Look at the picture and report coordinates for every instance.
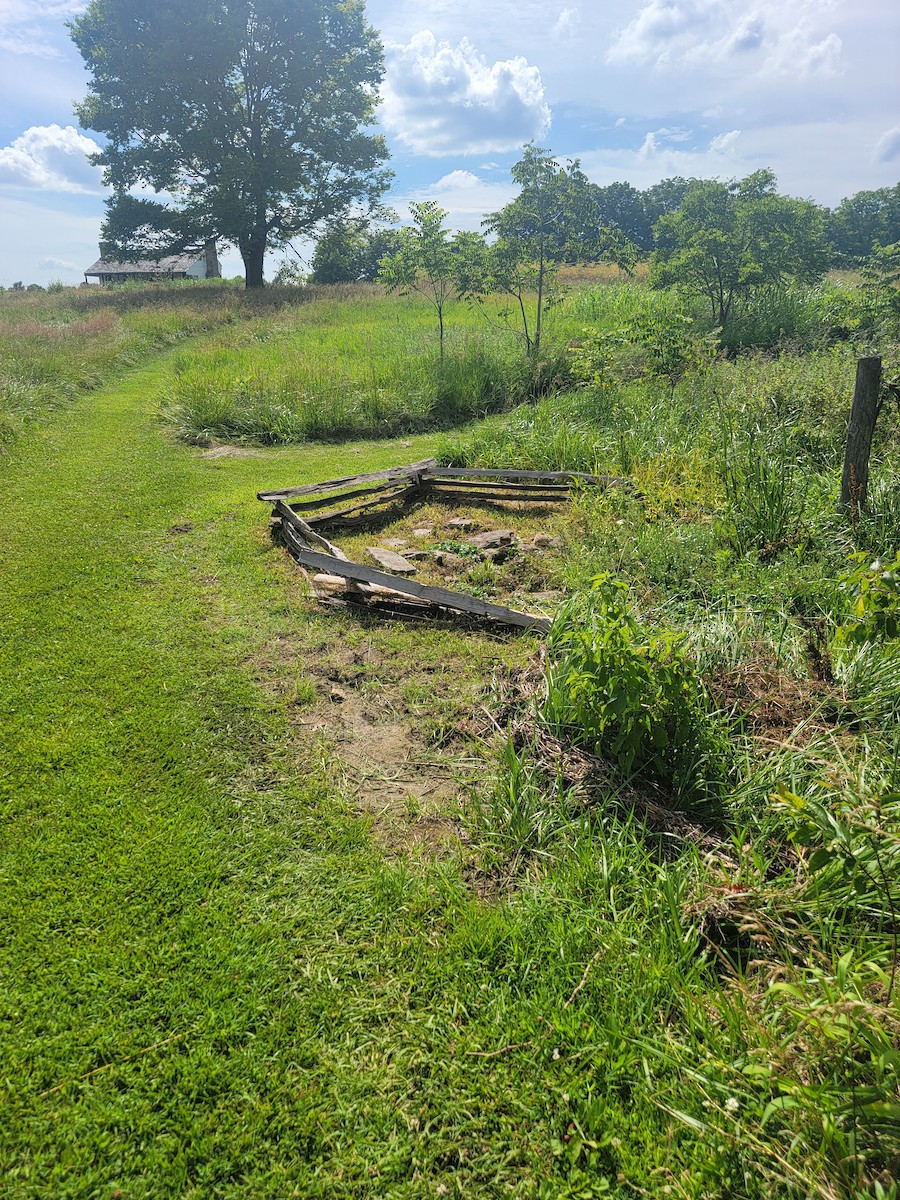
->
[1,0,898,285]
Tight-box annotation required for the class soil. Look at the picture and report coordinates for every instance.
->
[199,443,262,458]
[707,659,838,738]
[263,495,576,853]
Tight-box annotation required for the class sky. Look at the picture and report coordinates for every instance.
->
[0,0,898,286]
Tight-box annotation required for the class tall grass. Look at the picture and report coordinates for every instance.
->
[0,282,265,448]
[165,292,575,444]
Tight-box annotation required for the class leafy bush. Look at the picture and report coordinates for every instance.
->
[837,550,900,646]
[543,575,717,796]
[570,307,718,395]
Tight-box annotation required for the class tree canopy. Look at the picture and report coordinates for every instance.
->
[650,171,830,327]
[309,219,401,284]
[71,0,391,287]
[828,185,900,262]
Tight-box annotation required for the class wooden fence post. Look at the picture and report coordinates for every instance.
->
[841,356,883,517]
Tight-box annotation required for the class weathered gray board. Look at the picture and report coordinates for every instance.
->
[258,459,437,502]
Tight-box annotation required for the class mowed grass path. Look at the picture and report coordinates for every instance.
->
[0,355,479,1196]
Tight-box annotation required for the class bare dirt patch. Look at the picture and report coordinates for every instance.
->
[253,495,581,853]
[707,659,837,738]
[199,443,262,458]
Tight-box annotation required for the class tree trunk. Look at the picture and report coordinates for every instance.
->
[239,227,267,289]
[841,356,883,516]
[534,245,545,357]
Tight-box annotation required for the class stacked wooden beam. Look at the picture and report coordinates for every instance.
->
[258,459,627,632]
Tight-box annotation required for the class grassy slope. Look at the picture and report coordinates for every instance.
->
[0,353,438,1194]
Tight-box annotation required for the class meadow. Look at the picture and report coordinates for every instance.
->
[1,271,898,1198]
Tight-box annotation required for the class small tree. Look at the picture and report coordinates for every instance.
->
[481,145,629,357]
[650,171,830,328]
[378,202,457,357]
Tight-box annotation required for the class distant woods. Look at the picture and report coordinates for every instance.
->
[308,164,899,289]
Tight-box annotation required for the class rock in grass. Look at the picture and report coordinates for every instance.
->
[366,547,418,574]
[467,529,515,550]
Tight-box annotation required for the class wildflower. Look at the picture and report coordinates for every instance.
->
[724,1096,740,1115]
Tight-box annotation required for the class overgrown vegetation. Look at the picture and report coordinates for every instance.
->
[0,280,296,447]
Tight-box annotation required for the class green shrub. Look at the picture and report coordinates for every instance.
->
[837,550,900,646]
[543,575,717,796]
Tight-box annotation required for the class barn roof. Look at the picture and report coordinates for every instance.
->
[84,252,204,276]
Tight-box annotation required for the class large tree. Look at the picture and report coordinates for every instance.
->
[71,0,390,287]
[650,171,829,327]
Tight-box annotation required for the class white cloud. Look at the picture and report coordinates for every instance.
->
[708,129,740,153]
[428,169,482,190]
[39,255,76,271]
[553,7,580,38]
[381,30,551,155]
[0,124,102,192]
[0,1,86,57]
[875,127,900,164]
[607,0,714,66]
[606,0,843,78]
[393,170,516,230]
[637,127,691,159]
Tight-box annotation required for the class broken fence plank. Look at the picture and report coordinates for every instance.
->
[257,458,437,502]
[286,477,418,513]
[424,467,615,484]
[423,478,574,494]
[426,488,571,504]
[279,540,550,632]
[304,483,421,526]
[274,501,350,560]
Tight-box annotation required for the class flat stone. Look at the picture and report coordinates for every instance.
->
[403,549,427,560]
[412,526,434,539]
[532,533,562,547]
[468,529,515,550]
[447,517,476,531]
[383,537,409,549]
[366,546,418,574]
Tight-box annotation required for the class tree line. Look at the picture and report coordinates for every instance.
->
[309,174,900,289]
